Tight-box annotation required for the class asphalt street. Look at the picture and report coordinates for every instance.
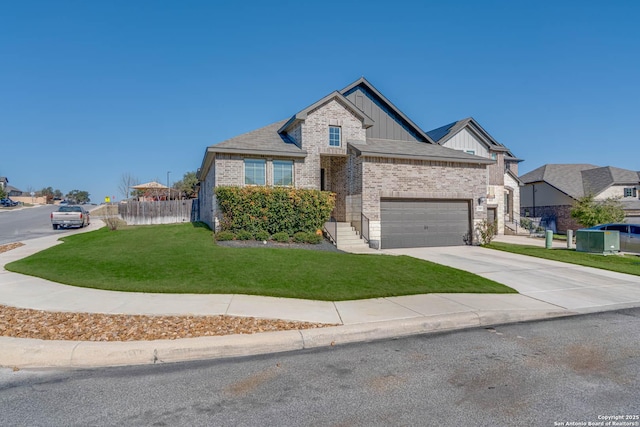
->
[0,205,67,245]
[1,308,639,426]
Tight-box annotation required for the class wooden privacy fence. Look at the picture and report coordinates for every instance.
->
[118,199,198,225]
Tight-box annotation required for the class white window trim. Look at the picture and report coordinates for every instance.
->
[329,126,341,147]
[273,160,294,187]
[244,158,266,186]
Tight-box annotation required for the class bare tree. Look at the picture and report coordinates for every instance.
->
[119,173,140,200]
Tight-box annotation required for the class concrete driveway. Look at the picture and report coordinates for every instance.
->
[385,243,640,313]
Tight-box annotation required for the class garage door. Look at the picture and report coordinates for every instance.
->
[380,199,471,248]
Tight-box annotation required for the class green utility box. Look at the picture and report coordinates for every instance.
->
[575,229,620,255]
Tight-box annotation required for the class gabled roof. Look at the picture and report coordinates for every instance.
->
[278,91,374,134]
[426,117,520,161]
[520,164,640,199]
[198,78,501,179]
[5,185,21,194]
[208,120,307,157]
[582,166,640,196]
[340,77,435,143]
[348,138,494,164]
[198,120,307,180]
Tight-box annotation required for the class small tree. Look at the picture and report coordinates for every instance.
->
[172,171,198,199]
[65,190,91,204]
[570,194,625,228]
[0,186,6,200]
[476,219,498,245]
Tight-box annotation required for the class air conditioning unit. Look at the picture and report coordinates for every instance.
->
[576,230,620,255]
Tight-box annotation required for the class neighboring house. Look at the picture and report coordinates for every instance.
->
[5,186,22,197]
[520,164,640,233]
[197,77,520,249]
[426,118,522,235]
[1,177,23,197]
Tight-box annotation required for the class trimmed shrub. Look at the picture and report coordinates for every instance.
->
[236,230,253,241]
[254,230,270,241]
[215,231,236,241]
[215,186,335,235]
[476,219,497,245]
[293,231,308,243]
[271,232,290,243]
[304,232,323,244]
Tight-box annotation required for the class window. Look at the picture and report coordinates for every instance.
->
[465,150,475,155]
[244,159,265,185]
[491,153,497,160]
[273,160,293,186]
[329,126,341,147]
[624,187,637,197]
[605,224,628,233]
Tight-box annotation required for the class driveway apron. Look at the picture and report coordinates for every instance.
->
[384,246,640,313]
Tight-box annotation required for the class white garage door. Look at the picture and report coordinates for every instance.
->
[380,199,471,249]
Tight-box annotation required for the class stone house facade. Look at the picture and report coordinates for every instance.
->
[198,78,517,249]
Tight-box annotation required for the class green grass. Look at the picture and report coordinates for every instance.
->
[6,223,515,300]
[486,242,640,276]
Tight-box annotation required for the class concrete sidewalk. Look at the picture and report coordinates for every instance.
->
[1,228,638,369]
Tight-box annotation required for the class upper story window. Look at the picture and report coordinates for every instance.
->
[244,159,266,185]
[623,187,637,197]
[491,153,497,160]
[465,150,475,155]
[329,126,341,147]
[273,160,293,186]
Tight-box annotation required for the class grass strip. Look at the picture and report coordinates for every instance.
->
[486,242,640,276]
[6,223,515,300]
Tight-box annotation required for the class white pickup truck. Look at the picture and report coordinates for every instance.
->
[51,205,90,230]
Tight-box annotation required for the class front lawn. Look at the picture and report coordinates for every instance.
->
[6,223,515,300]
[486,242,640,276]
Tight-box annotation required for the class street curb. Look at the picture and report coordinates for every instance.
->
[0,309,573,369]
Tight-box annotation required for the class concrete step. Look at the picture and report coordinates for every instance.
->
[327,221,370,250]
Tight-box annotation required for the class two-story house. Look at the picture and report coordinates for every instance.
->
[197,77,522,249]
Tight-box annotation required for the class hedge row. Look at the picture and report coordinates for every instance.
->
[216,230,323,244]
[214,186,335,235]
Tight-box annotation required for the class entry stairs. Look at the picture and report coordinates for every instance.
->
[332,222,372,252]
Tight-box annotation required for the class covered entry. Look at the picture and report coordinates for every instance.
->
[380,199,471,248]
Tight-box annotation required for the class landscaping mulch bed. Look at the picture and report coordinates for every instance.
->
[0,242,24,254]
[0,305,336,342]
[216,239,342,252]
[0,240,336,342]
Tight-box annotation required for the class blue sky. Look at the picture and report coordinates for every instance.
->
[1,1,638,203]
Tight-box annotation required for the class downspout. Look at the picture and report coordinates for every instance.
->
[532,183,536,217]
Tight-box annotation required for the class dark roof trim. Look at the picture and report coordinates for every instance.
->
[340,77,435,144]
[278,91,374,134]
[206,146,308,158]
[506,157,525,163]
[348,143,494,165]
[428,117,518,158]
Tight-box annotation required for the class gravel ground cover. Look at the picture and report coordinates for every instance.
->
[0,305,334,341]
[0,242,335,341]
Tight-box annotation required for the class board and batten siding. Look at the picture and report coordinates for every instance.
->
[441,128,489,157]
[344,88,419,142]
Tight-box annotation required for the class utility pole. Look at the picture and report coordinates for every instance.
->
[167,171,171,201]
